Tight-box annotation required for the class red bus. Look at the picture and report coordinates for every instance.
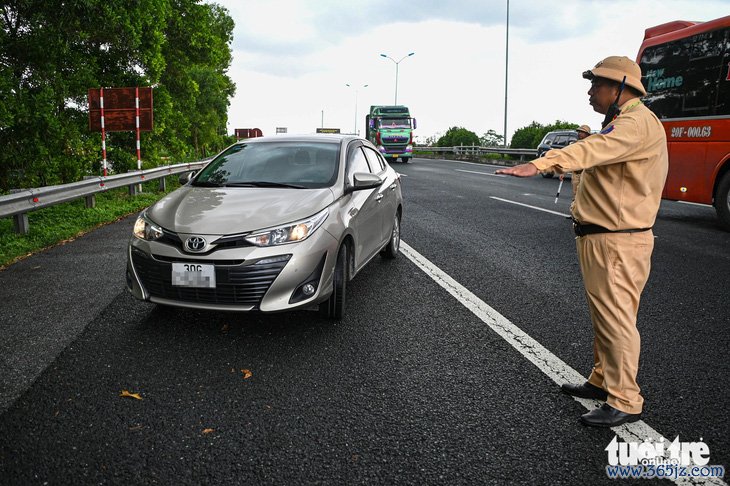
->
[637,15,730,230]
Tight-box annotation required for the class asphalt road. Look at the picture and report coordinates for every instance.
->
[1,157,728,485]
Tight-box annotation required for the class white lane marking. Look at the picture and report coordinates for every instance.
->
[490,196,569,218]
[396,173,408,177]
[400,240,727,486]
[455,169,506,178]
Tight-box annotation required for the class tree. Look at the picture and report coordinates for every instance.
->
[510,121,545,149]
[158,1,235,159]
[479,129,504,147]
[436,126,480,147]
[0,0,170,188]
[0,0,235,190]
[510,120,580,149]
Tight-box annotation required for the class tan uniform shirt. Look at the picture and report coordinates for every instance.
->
[532,98,668,231]
[569,170,582,214]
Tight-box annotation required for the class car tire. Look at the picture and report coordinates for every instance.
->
[320,244,347,320]
[380,211,401,259]
[714,170,730,231]
[401,157,411,163]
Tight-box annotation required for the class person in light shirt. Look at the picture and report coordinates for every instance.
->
[497,56,668,428]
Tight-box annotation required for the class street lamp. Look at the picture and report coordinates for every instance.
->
[503,0,509,147]
[380,52,414,105]
[345,83,368,135]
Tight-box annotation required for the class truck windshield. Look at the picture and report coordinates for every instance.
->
[378,118,411,128]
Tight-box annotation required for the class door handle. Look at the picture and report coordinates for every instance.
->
[389,183,397,191]
[375,193,384,202]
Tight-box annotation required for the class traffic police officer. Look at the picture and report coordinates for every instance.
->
[497,56,668,427]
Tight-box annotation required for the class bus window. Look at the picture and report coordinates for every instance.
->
[640,27,729,118]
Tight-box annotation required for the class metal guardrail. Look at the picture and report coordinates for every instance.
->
[0,159,212,234]
[415,145,537,159]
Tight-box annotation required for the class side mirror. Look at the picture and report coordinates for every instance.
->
[412,118,417,130]
[545,140,552,145]
[369,119,375,129]
[179,171,196,185]
[348,172,382,193]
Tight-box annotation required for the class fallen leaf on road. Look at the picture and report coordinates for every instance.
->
[120,390,143,400]
[241,369,252,379]
[202,428,215,435]
[221,324,230,333]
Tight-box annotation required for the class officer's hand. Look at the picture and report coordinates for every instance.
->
[495,163,538,177]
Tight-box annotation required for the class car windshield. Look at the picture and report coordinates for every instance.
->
[378,118,411,129]
[193,142,340,189]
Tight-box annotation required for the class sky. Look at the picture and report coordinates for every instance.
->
[209,0,728,145]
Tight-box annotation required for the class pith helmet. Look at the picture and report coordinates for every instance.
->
[576,125,591,134]
[582,56,647,96]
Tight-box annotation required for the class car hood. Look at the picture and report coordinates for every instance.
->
[147,186,336,235]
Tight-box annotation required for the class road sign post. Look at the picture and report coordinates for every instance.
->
[89,87,153,176]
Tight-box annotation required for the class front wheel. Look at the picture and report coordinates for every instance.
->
[319,244,347,319]
[380,212,401,259]
[401,157,411,163]
[714,171,730,231]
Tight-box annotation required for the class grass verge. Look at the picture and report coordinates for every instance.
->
[0,178,179,269]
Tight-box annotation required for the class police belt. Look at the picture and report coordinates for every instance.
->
[572,221,652,237]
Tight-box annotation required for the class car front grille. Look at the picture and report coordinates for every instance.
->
[159,229,252,254]
[131,248,289,306]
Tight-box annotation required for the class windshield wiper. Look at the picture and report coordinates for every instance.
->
[192,181,224,187]
[224,181,306,189]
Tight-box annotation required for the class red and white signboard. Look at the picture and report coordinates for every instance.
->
[88,87,153,132]
[88,87,153,175]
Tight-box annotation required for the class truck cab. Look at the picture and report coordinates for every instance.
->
[366,106,416,163]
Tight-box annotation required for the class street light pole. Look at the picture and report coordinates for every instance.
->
[503,0,509,147]
[380,52,414,105]
[345,83,368,135]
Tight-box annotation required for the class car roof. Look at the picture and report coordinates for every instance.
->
[546,130,577,136]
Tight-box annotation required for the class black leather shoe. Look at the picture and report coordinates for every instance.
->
[561,382,608,401]
[580,403,641,428]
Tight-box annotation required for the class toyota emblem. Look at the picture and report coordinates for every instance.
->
[184,236,207,253]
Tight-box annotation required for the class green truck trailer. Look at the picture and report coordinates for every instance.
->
[365,105,416,163]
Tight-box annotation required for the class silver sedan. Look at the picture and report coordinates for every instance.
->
[126,134,403,319]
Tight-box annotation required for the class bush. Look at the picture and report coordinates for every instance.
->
[436,127,480,147]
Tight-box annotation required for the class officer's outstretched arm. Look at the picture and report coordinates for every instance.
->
[495,162,539,177]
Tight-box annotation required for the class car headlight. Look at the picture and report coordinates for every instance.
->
[133,213,163,241]
[245,208,328,247]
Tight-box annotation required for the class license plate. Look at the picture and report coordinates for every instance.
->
[391,154,398,158]
[171,262,216,288]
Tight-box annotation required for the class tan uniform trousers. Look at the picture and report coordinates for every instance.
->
[576,230,654,415]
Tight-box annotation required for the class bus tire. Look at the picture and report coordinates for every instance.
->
[715,171,730,231]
